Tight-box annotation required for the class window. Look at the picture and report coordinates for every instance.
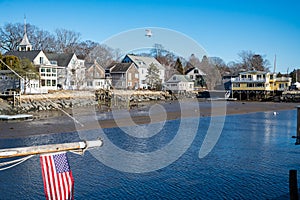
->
[173,76,176,80]
[190,75,193,79]
[40,57,44,64]
[233,83,240,87]
[87,82,93,86]
[128,73,132,80]
[46,68,51,73]
[135,73,139,78]
[41,68,45,72]
[256,83,264,87]
[47,80,51,86]
[41,80,45,86]
[257,75,262,79]
[194,69,199,74]
[279,83,285,88]
[52,80,56,86]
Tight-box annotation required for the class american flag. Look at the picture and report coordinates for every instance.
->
[40,152,74,200]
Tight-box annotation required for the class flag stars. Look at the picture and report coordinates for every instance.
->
[53,153,70,173]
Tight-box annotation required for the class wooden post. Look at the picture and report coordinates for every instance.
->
[289,169,299,200]
[13,92,16,108]
[296,106,300,145]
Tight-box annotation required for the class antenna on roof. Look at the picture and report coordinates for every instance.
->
[145,29,152,37]
[273,54,276,73]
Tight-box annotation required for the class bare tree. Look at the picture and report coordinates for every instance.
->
[30,29,56,52]
[237,50,270,71]
[0,22,57,53]
[74,40,99,59]
[199,55,221,90]
[187,54,201,72]
[86,44,114,67]
[55,28,81,53]
[0,23,24,52]
[209,57,230,76]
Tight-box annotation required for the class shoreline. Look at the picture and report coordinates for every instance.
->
[0,100,298,139]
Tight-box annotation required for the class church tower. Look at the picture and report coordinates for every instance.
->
[18,16,32,51]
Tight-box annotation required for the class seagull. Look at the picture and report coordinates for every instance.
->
[145,29,152,37]
[273,111,278,116]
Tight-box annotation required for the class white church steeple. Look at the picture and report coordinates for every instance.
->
[19,16,32,51]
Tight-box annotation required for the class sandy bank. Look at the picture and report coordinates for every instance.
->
[0,100,298,139]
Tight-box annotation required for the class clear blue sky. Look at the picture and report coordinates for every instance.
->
[0,0,299,73]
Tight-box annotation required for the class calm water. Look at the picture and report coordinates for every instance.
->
[0,109,299,199]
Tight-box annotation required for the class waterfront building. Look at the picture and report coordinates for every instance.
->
[105,62,139,89]
[3,50,58,94]
[45,53,85,90]
[164,74,194,93]
[231,70,292,100]
[85,60,111,90]
[122,54,165,89]
[1,20,59,94]
[185,66,206,90]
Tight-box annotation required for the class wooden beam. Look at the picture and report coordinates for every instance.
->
[0,139,103,158]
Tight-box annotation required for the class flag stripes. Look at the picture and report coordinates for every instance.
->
[40,153,74,200]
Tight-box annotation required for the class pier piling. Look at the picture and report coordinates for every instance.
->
[296,106,300,145]
[289,169,299,200]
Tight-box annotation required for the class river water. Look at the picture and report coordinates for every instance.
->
[0,109,299,199]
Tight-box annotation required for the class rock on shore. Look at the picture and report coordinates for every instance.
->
[0,90,193,114]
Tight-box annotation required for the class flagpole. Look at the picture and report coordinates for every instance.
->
[0,139,103,158]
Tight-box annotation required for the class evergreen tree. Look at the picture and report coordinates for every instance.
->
[146,63,161,89]
[175,58,184,74]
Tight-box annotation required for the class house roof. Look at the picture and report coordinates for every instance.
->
[45,53,74,67]
[124,54,164,70]
[4,50,42,62]
[239,70,267,75]
[86,62,104,70]
[109,62,135,73]
[166,74,193,83]
[185,67,206,75]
